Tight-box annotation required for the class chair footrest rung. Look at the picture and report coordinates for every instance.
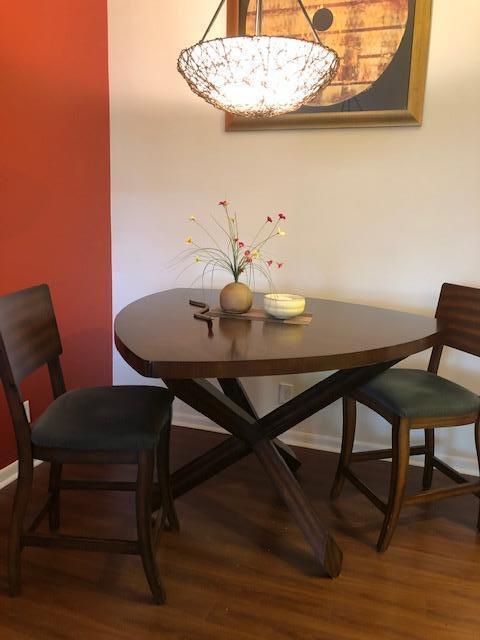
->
[351,445,426,463]
[432,457,469,485]
[22,533,139,555]
[60,480,138,492]
[344,468,387,513]
[27,496,53,534]
[59,480,163,494]
[404,482,480,505]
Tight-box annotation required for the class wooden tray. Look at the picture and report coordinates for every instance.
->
[205,307,312,325]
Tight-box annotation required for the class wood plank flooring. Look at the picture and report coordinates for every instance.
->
[0,426,480,639]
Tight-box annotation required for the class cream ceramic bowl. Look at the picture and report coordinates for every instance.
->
[264,294,306,320]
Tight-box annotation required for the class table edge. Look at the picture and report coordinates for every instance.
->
[114,330,440,379]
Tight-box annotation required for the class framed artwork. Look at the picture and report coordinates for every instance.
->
[225,0,432,131]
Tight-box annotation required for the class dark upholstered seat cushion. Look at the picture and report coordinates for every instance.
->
[360,369,480,419]
[31,386,174,451]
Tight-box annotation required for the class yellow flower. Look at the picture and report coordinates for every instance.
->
[185,236,193,244]
[277,228,286,236]
[189,215,196,221]
[195,256,201,263]
[252,250,260,259]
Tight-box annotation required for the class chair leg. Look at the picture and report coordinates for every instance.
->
[157,424,179,532]
[48,462,62,531]
[330,397,357,500]
[8,457,34,596]
[422,429,435,491]
[136,450,166,604]
[377,419,410,552]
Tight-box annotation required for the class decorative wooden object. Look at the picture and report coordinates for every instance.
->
[115,288,440,577]
[331,283,480,551]
[204,307,312,325]
[0,285,178,603]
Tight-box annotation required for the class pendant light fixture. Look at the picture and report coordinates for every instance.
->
[177,0,339,118]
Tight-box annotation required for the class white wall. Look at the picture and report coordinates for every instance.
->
[108,1,480,472]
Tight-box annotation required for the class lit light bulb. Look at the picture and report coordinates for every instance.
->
[178,35,339,118]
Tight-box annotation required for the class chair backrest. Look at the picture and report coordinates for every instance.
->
[435,283,480,358]
[0,284,66,454]
[0,285,63,386]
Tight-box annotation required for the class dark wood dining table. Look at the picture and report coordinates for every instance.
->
[114,288,440,579]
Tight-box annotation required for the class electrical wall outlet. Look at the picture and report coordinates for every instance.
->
[278,382,294,404]
[23,400,31,423]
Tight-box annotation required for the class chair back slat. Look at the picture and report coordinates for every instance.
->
[0,285,62,386]
[436,283,480,358]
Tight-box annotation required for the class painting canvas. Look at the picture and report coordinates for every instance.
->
[225,0,432,131]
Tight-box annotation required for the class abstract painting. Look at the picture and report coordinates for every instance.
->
[226,0,432,130]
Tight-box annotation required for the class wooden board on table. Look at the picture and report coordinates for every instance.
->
[205,307,313,325]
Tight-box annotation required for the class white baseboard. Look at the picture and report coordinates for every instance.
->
[173,411,480,478]
[0,461,20,491]
[0,460,43,491]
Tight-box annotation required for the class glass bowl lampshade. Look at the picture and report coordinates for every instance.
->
[177,0,339,118]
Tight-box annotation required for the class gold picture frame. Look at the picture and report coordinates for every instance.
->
[225,0,433,132]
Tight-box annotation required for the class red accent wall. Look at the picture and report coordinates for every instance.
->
[0,1,112,468]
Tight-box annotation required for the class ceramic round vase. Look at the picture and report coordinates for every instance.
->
[220,282,253,314]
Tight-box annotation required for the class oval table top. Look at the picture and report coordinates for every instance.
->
[114,288,440,379]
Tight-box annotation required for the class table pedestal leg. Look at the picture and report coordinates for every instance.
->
[166,359,400,578]
[254,439,342,577]
[172,437,249,499]
[218,378,301,472]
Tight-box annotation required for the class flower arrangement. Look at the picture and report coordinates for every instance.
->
[181,200,287,291]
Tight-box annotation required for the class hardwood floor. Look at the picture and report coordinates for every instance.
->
[0,426,480,639]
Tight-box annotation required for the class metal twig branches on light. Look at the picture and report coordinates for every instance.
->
[178,0,339,118]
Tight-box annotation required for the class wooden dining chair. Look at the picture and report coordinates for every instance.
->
[0,284,179,603]
[330,283,480,551]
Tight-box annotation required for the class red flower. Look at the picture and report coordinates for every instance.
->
[267,260,273,267]
[246,257,253,263]
[266,216,273,223]
[278,212,286,220]
[219,200,228,206]
[277,262,284,269]
[244,250,251,256]
[238,241,245,248]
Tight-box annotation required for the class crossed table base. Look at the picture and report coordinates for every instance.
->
[164,359,399,578]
